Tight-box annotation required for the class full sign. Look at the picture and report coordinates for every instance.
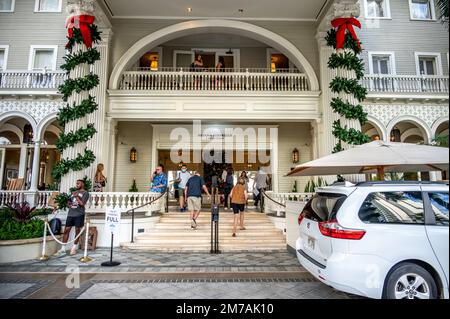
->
[105,206,121,235]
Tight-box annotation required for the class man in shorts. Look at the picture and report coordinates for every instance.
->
[55,179,90,256]
[185,172,210,229]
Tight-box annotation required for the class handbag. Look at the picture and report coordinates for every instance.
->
[47,218,62,236]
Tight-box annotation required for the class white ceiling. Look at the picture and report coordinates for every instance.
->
[102,0,329,21]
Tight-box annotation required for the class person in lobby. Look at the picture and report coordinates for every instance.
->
[55,179,90,256]
[253,167,268,209]
[230,177,248,237]
[175,164,191,212]
[185,172,211,229]
[223,167,234,210]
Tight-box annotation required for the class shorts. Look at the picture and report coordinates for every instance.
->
[65,215,85,228]
[178,188,185,196]
[232,203,245,214]
[188,197,202,211]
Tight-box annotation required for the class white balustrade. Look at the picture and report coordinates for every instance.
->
[120,69,309,92]
[0,70,67,90]
[362,74,449,94]
[264,191,313,214]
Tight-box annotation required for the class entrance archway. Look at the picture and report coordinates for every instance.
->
[109,19,319,90]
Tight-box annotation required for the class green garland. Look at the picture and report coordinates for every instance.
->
[53,23,102,207]
[326,21,369,154]
[61,48,101,72]
[57,95,98,127]
[330,98,367,125]
[329,77,367,102]
[59,73,99,102]
[52,149,96,182]
[56,124,97,152]
[66,25,101,51]
[328,52,365,79]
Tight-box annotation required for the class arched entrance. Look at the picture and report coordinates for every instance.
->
[109,19,319,90]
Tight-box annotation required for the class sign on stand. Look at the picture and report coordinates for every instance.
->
[101,206,122,267]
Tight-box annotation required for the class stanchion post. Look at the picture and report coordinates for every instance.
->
[80,217,92,263]
[39,217,49,261]
[131,209,135,243]
[101,232,121,267]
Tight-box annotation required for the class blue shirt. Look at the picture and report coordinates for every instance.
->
[186,175,205,198]
[151,173,167,193]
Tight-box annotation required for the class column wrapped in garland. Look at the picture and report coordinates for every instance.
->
[53,1,101,204]
[325,17,370,153]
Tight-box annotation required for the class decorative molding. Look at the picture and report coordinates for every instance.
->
[0,100,64,126]
[363,104,449,129]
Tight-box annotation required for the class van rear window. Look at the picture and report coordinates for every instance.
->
[302,193,348,222]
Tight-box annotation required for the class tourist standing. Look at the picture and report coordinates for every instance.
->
[223,168,234,210]
[253,167,268,208]
[150,164,168,212]
[230,178,248,237]
[93,163,107,192]
[176,164,191,212]
[185,172,211,229]
[56,179,90,256]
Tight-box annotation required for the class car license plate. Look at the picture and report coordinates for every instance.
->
[307,237,315,250]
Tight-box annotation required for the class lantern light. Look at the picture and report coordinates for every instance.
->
[130,147,137,163]
[292,148,300,164]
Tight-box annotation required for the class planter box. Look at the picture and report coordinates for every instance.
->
[0,235,61,264]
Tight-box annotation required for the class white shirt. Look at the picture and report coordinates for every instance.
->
[254,171,267,189]
[178,171,191,189]
[221,170,228,181]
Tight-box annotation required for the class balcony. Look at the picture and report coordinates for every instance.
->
[0,70,66,94]
[119,68,310,92]
[362,74,449,96]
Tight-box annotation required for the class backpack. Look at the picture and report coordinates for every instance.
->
[47,218,62,236]
[226,174,234,186]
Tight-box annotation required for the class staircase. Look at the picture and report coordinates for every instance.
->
[121,211,287,252]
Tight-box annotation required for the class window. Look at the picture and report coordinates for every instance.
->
[35,0,61,12]
[365,0,391,19]
[0,45,8,70]
[29,46,58,70]
[409,0,436,20]
[369,52,396,74]
[428,192,449,226]
[359,192,425,224]
[0,0,14,12]
[302,193,348,222]
[415,52,442,75]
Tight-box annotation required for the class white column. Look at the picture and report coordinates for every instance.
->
[29,141,41,192]
[271,126,279,193]
[86,29,112,181]
[104,117,117,191]
[18,144,28,178]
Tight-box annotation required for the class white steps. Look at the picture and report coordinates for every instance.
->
[121,212,287,252]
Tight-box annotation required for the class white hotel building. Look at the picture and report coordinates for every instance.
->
[0,0,448,249]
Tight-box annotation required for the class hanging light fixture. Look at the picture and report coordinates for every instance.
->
[390,127,401,142]
[130,147,137,163]
[23,124,33,144]
[292,148,300,164]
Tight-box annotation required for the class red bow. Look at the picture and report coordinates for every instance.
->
[331,17,361,50]
[66,15,96,48]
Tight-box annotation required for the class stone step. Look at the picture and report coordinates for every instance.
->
[137,231,283,237]
[121,244,287,252]
[134,238,286,245]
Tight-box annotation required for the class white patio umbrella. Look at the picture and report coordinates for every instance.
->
[287,141,449,180]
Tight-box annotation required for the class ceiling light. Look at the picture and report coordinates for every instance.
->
[238,9,244,13]
[187,7,193,13]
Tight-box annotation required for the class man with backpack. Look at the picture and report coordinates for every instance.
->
[223,167,234,210]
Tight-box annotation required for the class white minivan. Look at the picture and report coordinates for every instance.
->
[296,181,449,299]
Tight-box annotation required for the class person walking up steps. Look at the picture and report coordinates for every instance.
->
[230,178,248,237]
[185,172,211,229]
[176,164,191,212]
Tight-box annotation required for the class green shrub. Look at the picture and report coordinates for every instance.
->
[0,207,14,225]
[31,208,53,218]
[0,219,45,241]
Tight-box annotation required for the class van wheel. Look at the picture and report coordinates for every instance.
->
[385,263,438,299]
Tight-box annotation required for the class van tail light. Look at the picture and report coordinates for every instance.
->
[298,212,305,225]
[318,220,366,240]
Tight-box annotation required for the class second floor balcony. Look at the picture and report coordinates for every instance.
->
[0,69,448,97]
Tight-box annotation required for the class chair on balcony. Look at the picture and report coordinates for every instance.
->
[6,178,24,191]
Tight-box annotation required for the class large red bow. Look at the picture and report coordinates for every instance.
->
[331,17,361,50]
[66,15,96,48]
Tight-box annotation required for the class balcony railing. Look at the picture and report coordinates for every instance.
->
[0,70,67,90]
[119,68,310,92]
[362,74,449,94]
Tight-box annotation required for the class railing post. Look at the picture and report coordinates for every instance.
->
[245,68,249,90]
[131,209,135,243]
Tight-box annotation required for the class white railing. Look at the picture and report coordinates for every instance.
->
[264,191,313,214]
[0,70,67,90]
[0,191,167,214]
[120,69,309,92]
[86,192,167,213]
[362,74,449,94]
